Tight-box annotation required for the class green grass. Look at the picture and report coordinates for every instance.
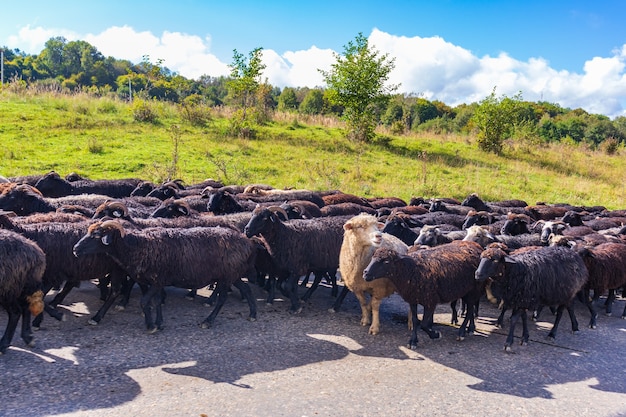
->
[1,90,625,210]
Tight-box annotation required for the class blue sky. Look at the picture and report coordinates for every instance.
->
[2,0,625,118]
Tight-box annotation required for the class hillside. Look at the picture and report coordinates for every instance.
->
[1,91,625,210]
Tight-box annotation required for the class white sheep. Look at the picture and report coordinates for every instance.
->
[336,213,408,335]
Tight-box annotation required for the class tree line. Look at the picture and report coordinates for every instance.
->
[2,35,625,154]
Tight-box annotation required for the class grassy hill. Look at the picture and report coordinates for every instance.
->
[1,90,625,210]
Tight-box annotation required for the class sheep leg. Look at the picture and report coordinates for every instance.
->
[504,308,523,352]
[408,303,420,350]
[301,271,324,302]
[265,276,277,305]
[520,309,529,345]
[352,290,372,328]
[329,286,350,313]
[450,300,459,324]
[88,270,128,325]
[566,305,580,334]
[605,289,616,316]
[48,280,78,308]
[97,276,111,301]
[495,306,507,328]
[200,282,230,328]
[369,296,382,335]
[577,289,597,328]
[140,285,162,333]
[233,279,257,321]
[282,274,303,314]
[115,277,136,310]
[19,307,35,348]
[0,304,21,354]
[547,304,566,341]
[457,298,477,341]
[420,309,441,340]
[325,270,338,297]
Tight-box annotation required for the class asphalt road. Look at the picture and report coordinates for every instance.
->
[1,279,626,417]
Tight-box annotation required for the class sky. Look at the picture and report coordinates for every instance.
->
[2,0,625,119]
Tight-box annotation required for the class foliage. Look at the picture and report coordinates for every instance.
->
[277,87,298,112]
[226,47,266,123]
[471,88,527,153]
[179,94,212,127]
[319,33,398,143]
[131,99,159,123]
[299,89,324,115]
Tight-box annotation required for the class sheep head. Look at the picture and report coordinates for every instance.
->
[343,213,383,247]
[475,246,509,282]
[73,220,125,257]
[93,200,129,219]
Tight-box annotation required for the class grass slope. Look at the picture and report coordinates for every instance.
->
[1,91,624,210]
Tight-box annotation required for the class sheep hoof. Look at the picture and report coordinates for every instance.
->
[605,312,612,317]
[622,315,626,320]
[328,307,337,313]
[407,342,418,350]
[589,324,597,329]
[61,314,67,322]
[289,306,303,315]
[26,339,36,348]
[87,319,99,326]
[32,326,40,332]
[368,328,379,335]
[114,305,125,311]
[200,321,212,329]
[504,346,516,354]
[456,335,465,342]
[429,331,441,340]
[248,316,257,322]
[521,339,529,346]
[146,326,160,334]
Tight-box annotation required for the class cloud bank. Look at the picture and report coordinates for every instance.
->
[7,25,626,119]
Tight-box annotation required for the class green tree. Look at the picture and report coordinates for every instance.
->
[471,88,525,153]
[299,89,324,115]
[277,87,298,112]
[226,47,266,122]
[319,33,398,142]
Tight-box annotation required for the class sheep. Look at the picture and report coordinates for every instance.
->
[320,202,378,217]
[429,199,474,216]
[575,242,626,319]
[0,213,126,327]
[415,225,466,247]
[0,229,46,354]
[321,192,371,207]
[499,212,532,236]
[335,213,409,335]
[461,193,526,215]
[381,212,423,246]
[72,220,258,332]
[34,170,142,198]
[461,210,497,230]
[366,197,407,210]
[362,240,484,349]
[474,245,589,352]
[279,200,323,219]
[243,206,346,313]
[463,225,543,249]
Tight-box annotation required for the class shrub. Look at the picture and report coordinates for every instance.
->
[132,99,158,123]
[600,137,620,155]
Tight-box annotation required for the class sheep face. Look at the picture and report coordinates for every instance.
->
[73,221,124,257]
[151,199,190,218]
[363,248,398,282]
[343,214,384,248]
[462,226,495,248]
[415,225,440,246]
[474,247,508,282]
[500,215,529,236]
[243,206,287,238]
[540,221,568,244]
[462,210,492,230]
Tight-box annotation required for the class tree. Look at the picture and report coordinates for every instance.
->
[277,87,298,112]
[299,89,324,115]
[319,33,398,142]
[226,47,266,123]
[471,88,525,153]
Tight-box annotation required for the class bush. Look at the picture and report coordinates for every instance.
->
[599,137,620,155]
[132,99,158,123]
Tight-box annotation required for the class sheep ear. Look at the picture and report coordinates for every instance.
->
[112,209,124,218]
[177,206,189,216]
[503,255,516,264]
[376,222,384,231]
[343,223,353,231]
[101,233,112,246]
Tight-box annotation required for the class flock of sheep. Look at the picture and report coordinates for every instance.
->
[1,170,626,355]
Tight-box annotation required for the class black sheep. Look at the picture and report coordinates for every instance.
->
[576,242,626,319]
[244,206,346,313]
[363,240,484,349]
[474,245,589,352]
[73,220,258,332]
[0,229,46,354]
[34,171,142,198]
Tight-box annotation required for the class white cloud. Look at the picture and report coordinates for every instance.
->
[5,25,626,119]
